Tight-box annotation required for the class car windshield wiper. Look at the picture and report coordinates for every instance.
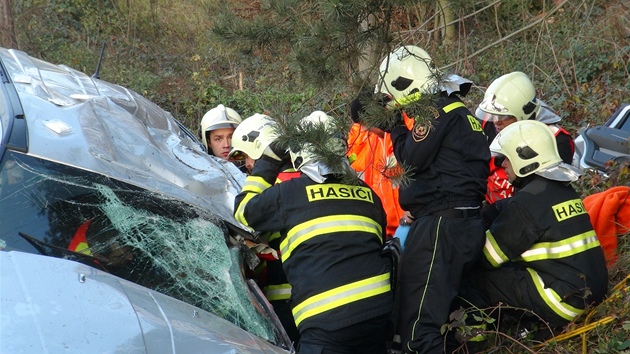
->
[17,231,108,271]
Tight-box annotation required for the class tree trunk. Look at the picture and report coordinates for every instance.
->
[442,0,456,44]
[357,13,378,81]
[1,0,17,48]
[435,0,456,45]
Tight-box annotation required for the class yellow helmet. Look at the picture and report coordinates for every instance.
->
[478,71,540,121]
[490,120,578,181]
[228,113,279,160]
[200,104,242,149]
[375,45,439,109]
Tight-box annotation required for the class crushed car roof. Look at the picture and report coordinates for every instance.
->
[0,47,246,232]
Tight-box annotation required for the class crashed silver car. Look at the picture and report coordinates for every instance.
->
[572,103,630,173]
[0,47,292,353]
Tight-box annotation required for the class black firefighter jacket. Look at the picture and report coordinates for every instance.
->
[234,158,393,332]
[482,175,608,321]
[390,96,490,217]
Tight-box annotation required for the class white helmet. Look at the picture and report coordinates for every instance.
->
[375,45,439,109]
[478,71,541,121]
[289,111,346,171]
[490,120,579,181]
[228,113,279,160]
[200,104,242,149]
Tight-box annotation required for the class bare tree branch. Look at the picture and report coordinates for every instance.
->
[439,0,572,71]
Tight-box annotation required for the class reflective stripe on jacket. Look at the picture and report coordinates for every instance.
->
[481,175,608,320]
[234,158,392,331]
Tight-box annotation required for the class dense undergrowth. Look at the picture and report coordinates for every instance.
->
[4,0,630,352]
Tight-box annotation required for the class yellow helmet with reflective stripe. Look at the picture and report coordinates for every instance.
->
[375,45,439,109]
[228,113,279,160]
[478,71,541,121]
[490,120,560,178]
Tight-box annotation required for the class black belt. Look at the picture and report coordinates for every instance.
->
[430,208,480,219]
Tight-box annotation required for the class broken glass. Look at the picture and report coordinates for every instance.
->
[0,150,281,344]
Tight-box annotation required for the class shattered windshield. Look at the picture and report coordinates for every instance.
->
[0,150,278,343]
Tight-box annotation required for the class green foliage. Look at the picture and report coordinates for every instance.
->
[573,161,630,198]
[211,0,433,87]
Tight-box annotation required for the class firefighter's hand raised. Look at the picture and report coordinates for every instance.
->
[262,141,289,162]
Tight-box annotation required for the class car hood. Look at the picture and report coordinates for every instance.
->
[0,251,287,353]
[0,48,246,233]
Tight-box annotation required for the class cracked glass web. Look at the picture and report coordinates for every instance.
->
[0,151,277,343]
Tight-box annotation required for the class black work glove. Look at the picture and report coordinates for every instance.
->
[350,89,391,125]
[350,88,374,123]
[263,141,289,161]
[261,141,290,165]
[481,198,509,229]
[378,110,405,133]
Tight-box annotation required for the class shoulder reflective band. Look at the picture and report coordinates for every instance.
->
[234,176,272,226]
[442,101,465,113]
[517,230,600,262]
[280,215,383,262]
[526,268,583,321]
[264,283,292,301]
[242,175,272,194]
[292,272,390,327]
[482,229,510,267]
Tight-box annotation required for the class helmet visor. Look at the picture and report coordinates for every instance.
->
[478,94,512,114]
[227,149,245,160]
[205,122,238,132]
[475,106,513,122]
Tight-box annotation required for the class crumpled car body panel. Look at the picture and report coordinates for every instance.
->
[0,47,245,231]
[0,47,290,353]
[1,251,287,353]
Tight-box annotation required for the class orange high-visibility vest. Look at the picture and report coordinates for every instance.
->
[68,219,93,255]
[347,122,410,237]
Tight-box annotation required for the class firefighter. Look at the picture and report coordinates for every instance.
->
[199,104,242,160]
[475,71,574,204]
[228,113,276,174]
[228,113,301,344]
[234,111,393,354]
[460,120,608,339]
[375,45,490,353]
